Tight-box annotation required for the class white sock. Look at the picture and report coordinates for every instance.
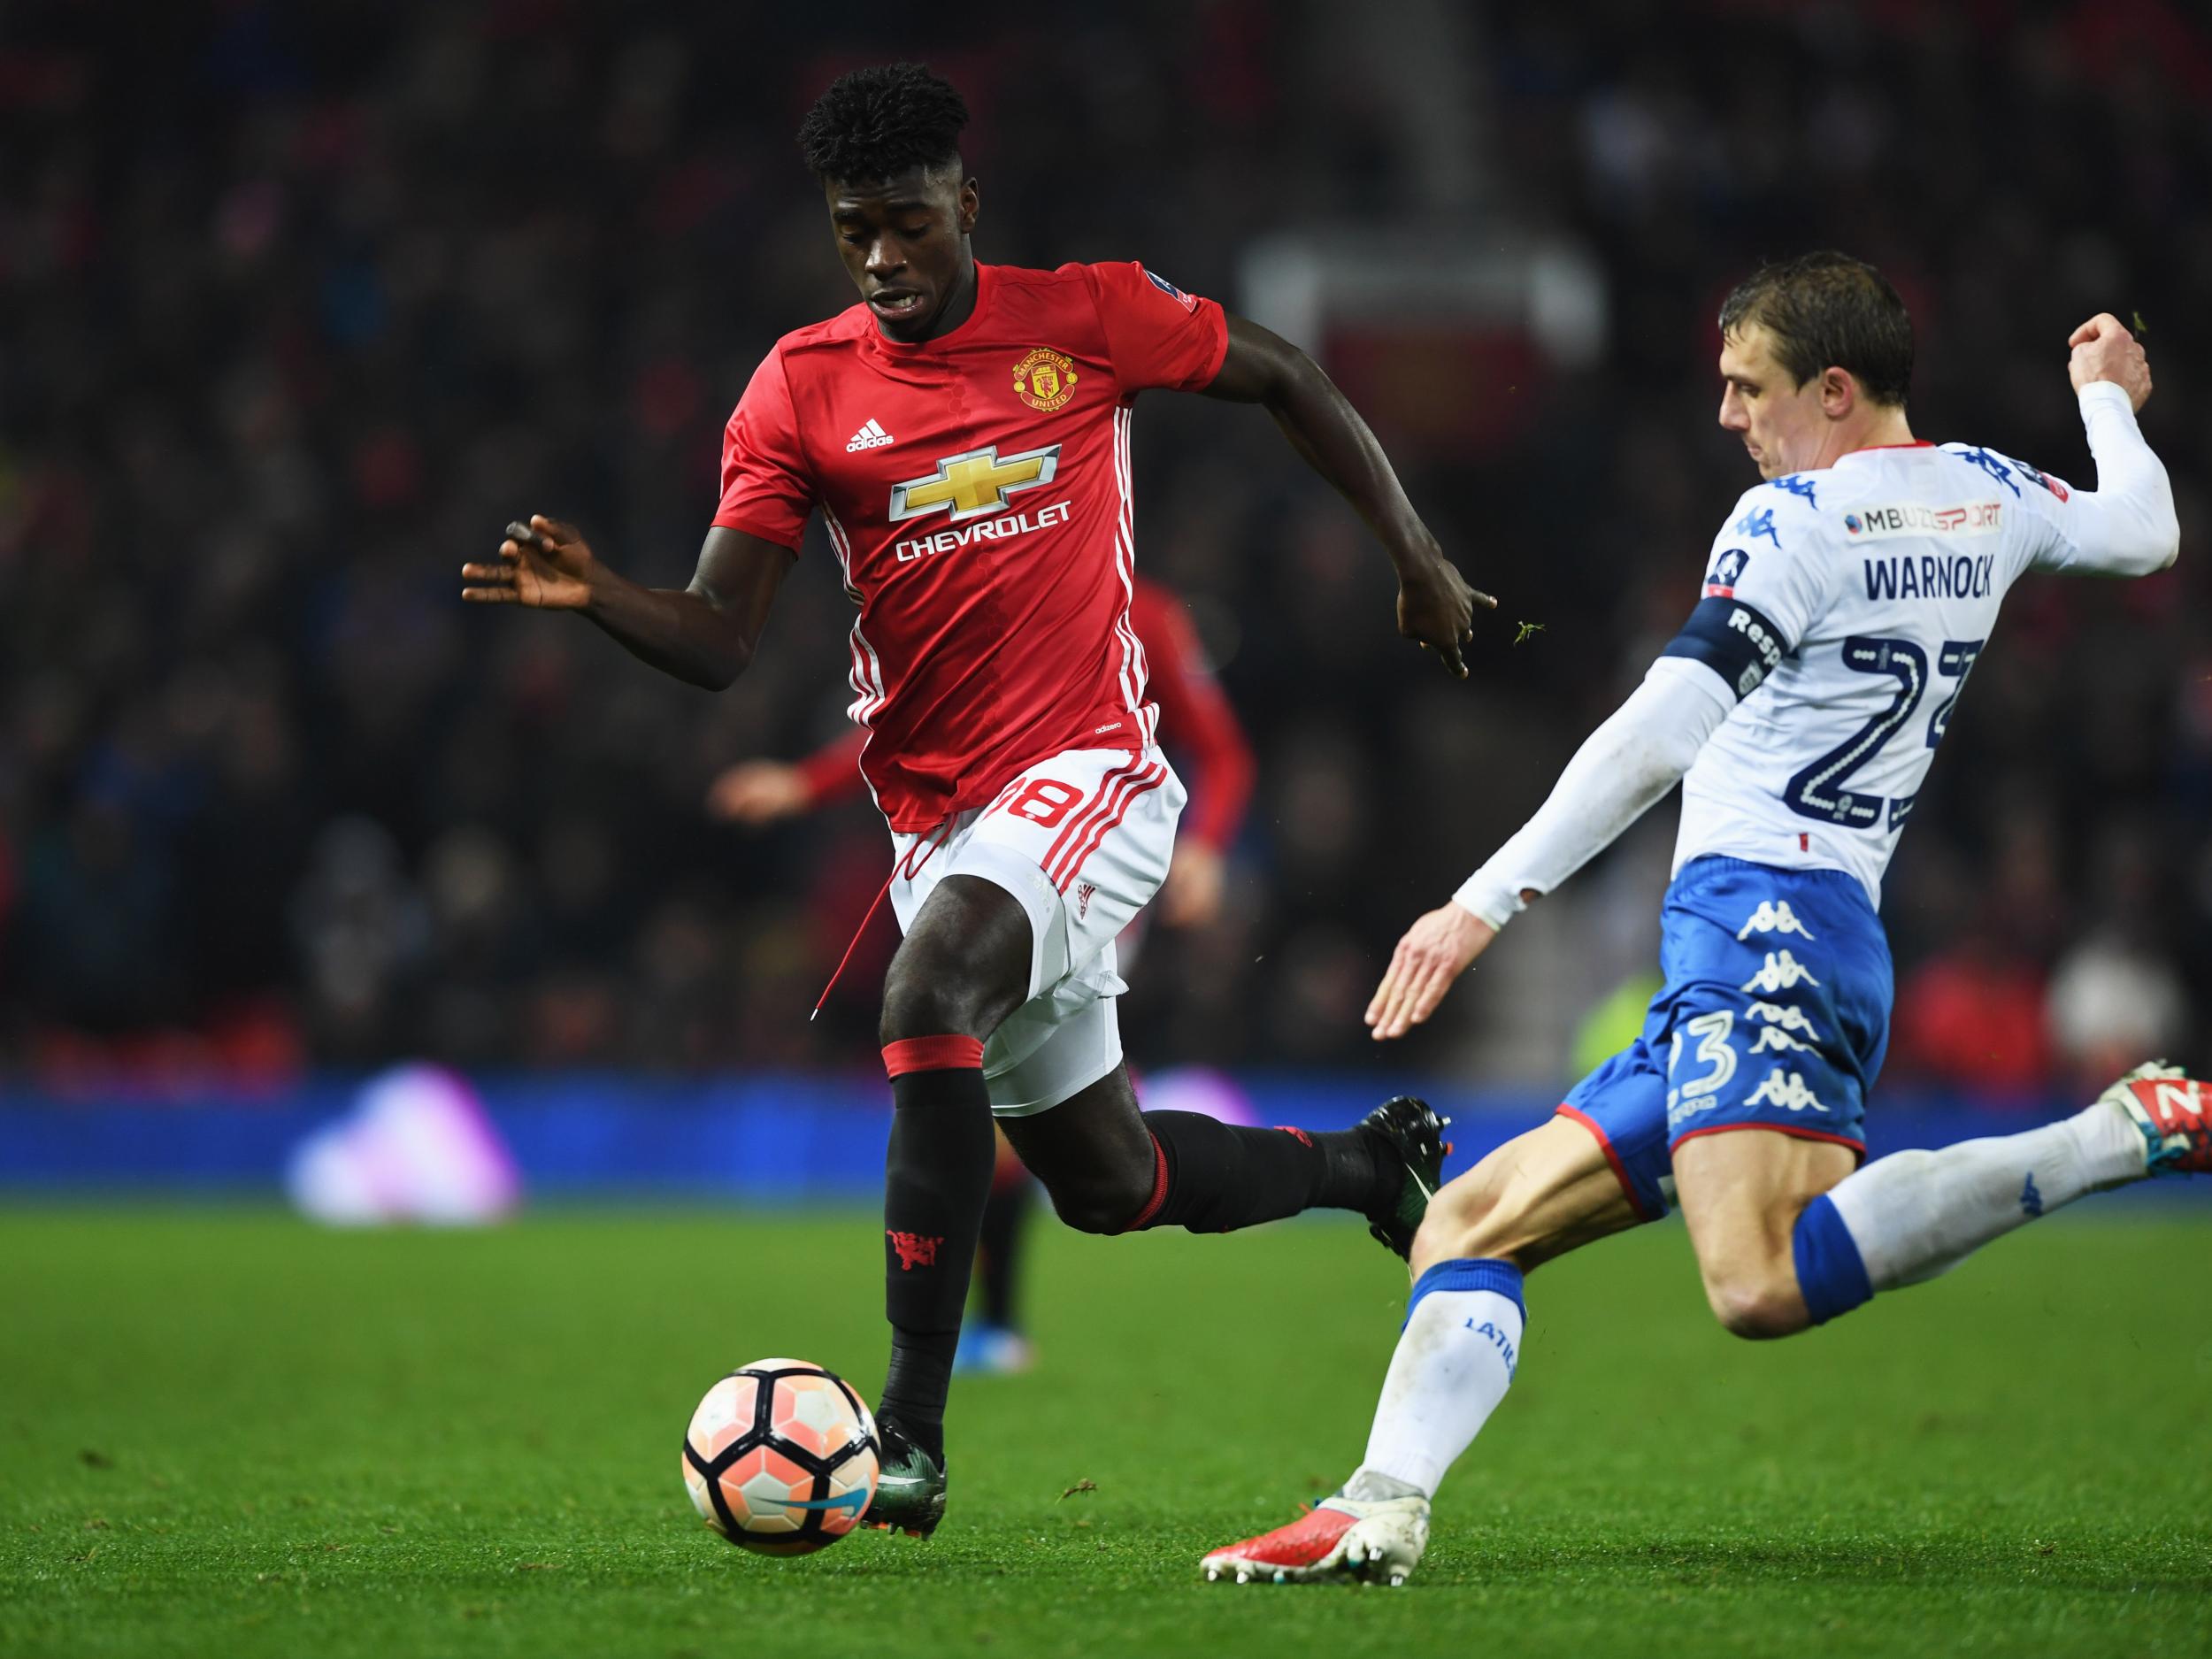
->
[1825,1098,2147,1291]
[1352,1260,1524,1500]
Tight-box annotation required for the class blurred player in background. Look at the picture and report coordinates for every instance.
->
[709,572,1256,1373]
[463,62,1482,1537]
[1205,257,2203,1586]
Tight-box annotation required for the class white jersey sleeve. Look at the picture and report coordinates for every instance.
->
[1956,383,2177,579]
[1657,477,1843,704]
[1450,396,2179,929]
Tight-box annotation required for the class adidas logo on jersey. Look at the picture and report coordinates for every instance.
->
[846,419,895,452]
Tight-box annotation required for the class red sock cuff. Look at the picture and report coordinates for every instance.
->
[882,1035,986,1079]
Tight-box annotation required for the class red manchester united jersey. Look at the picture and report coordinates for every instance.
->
[711,260,1228,831]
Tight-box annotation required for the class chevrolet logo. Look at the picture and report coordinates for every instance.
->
[889,444,1061,524]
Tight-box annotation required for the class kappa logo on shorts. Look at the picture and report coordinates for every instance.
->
[1740,949,1820,995]
[1748,1025,1813,1056]
[1743,1069,1829,1113]
[1075,880,1096,920]
[1736,899,1815,941]
[1746,1000,1821,1040]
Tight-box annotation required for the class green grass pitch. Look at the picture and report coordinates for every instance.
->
[3,1206,2208,1659]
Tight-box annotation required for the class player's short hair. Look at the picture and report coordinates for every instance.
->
[1718,252,1913,407]
[797,63,969,186]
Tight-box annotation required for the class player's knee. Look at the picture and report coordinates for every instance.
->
[879,946,1003,1045]
[1701,1266,1809,1340]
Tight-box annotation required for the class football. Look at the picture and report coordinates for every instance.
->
[681,1359,880,1555]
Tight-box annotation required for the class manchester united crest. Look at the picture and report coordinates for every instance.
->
[1011,347,1079,413]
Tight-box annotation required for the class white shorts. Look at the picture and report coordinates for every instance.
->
[888,746,1186,1117]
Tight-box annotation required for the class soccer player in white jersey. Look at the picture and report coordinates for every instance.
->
[1201,252,2205,1586]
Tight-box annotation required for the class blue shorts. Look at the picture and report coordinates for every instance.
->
[1557,856,1892,1221]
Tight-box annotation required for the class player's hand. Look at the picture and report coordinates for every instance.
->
[2067,313,2153,411]
[1366,902,1495,1041]
[461,516,600,609]
[707,760,811,826]
[1395,550,1494,680]
[1158,843,1227,929]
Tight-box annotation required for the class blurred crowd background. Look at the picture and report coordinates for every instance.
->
[4,0,2207,1100]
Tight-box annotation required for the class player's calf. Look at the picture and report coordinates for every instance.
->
[1409,1117,1647,1277]
[1038,1160,1156,1235]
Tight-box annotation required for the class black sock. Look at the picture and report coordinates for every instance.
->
[1132,1110,1384,1233]
[877,1037,995,1463]
[976,1176,1032,1331]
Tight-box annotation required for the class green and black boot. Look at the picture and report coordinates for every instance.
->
[1358,1095,1451,1259]
[864,1418,948,1539]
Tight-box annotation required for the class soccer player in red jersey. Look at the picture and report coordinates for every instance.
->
[461,63,1486,1536]
[709,572,1260,1375]
[709,573,1254,930]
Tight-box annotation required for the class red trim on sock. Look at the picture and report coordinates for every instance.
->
[1668,1121,1866,1163]
[1555,1103,1663,1222]
[1117,1133,1171,1233]
[882,1035,986,1079]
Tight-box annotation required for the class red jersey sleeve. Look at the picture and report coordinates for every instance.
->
[711,348,812,549]
[1083,261,1230,395]
[1132,580,1254,850]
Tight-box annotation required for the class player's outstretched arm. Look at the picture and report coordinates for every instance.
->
[1204,317,1493,678]
[1366,659,1732,1039]
[2042,312,2179,577]
[461,518,791,690]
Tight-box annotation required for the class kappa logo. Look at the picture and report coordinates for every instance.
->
[1736,900,1816,941]
[1745,1001,1822,1041]
[1771,473,1818,508]
[1075,880,1096,921]
[1741,949,1820,995]
[2019,1171,2044,1217]
[845,418,895,452]
[1748,1025,1812,1056]
[1955,446,2021,496]
[1706,547,1751,598]
[1734,505,1781,547]
[1744,1068,1829,1113]
[886,1230,943,1271]
[890,444,1062,523]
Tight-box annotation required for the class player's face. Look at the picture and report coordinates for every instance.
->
[825,165,979,343]
[1717,324,1825,479]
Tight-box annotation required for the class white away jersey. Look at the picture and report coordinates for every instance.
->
[1662,439,2095,904]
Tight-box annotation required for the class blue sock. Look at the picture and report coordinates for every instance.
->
[1404,1256,1525,1328]
[1791,1194,1872,1325]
